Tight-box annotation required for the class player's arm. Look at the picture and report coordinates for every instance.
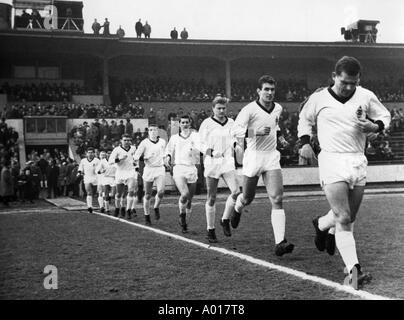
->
[297,95,317,146]
[164,136,175,168]
[231,107,250,138]
[360,92,392,133]
[108,148,118,165]
[133,141,145,161]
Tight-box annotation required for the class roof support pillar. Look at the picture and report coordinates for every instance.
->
[225,59,231,99]
[103,56,111,105]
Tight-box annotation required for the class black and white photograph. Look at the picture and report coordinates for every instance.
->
[0,0,403,308]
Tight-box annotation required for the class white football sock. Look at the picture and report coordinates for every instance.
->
[104,200,110,211]
[222,195,236,220]
[98,195,104,208]
[143,197,151,215]
[154,195,162,209]
[178,198,186,214]
[120,197,126,208]
[126,195,134,211]
[205,203,216,230]
[319,210,335,231]
[186,207,192,221]
[115,196,121,208]
[335,230,359,273]
[235,194,244,213]
[271,209,286,244]
[86,195,93,208]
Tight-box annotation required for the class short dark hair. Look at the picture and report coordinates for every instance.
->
[258,75,276,89]
[121,133,132,139]
[212,95,229,107]
[148,123,158,128]
[180,115,191,121]
[87,147,95,152]
[334,56,362,76]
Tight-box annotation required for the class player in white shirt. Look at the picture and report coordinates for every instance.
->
[298,56,391,288]
[165,115,201,233]
[133,124,167,226]
[199,96,242,243]
[96,151,107,212]
[77,147,100,213]
[96,150,116,214]
[230,75,294,256]
[109,134,139,219]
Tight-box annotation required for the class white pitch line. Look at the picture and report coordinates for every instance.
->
[93,210,393,300]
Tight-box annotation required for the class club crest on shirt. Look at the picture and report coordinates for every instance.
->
[356,106,365,119]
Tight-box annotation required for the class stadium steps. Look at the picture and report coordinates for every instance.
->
[387,129,404,161]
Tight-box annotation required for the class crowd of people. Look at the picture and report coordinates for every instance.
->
[0,82,101,103]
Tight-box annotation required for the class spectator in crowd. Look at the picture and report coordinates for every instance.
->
[92,18,101,34]
[143,21,151,38]
[99,119,110,139]
[125,118,133,136]
[58,160,68,196]
[0,160,13,206]
[135,19,143,38]
[118,120,125,137]
[170,27,178,39]
[148,107,156,124]
[102,18,110,35]
[180,27,188,40]
[116,25,125,38]
[109,120,120,141]
[28,160,42,199]
[46,159,59,198]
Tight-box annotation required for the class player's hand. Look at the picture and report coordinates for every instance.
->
[356,118,379,133]
[119,154,128,161]
[256,126,271,136]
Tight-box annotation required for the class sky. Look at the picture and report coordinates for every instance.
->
[4,0,404,43]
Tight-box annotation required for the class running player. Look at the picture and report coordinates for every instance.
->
[109,134,138,219]
[77,147,100,213]
[96,150,116,214]
[96,151,107,212]
[298,56,391,288]
[133,124,167,226]
[230,75,295,256]
[199,96,241,243]
[165,115,201,233]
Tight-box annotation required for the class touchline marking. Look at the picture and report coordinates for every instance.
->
[93,211,393,300]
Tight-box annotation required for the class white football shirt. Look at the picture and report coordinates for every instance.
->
[133,138,166,167]
[199,116,236,164]
[78,157,100,182]
[298,87,391,153]
[165,131,201,166]
[232,100,282,152]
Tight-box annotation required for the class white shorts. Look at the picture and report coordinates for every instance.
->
[204,157,235,179]
[101,176,116,187]
[143,166,165,183]
[242,149,281,177]
[318,151,367,189]
[173,165,198,184]
[84,177,97,185]
[115,170,138,185]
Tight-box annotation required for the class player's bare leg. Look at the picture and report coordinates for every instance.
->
[173,176,191,233]
[221,171,240,237]
[186,182,196,224]
[205,176,219,243]
[323,182,371,288]
[84,183,94,213]
[153,175,165,220]
[143,180,154,225]
[115,183,125,217]
[232,176,259,228]
[102,185,111,214]
[126,178,138,219]
[263,169,294,256]
[97,184,104,212]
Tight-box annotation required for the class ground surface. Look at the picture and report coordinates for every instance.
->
[0,191,403,300]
